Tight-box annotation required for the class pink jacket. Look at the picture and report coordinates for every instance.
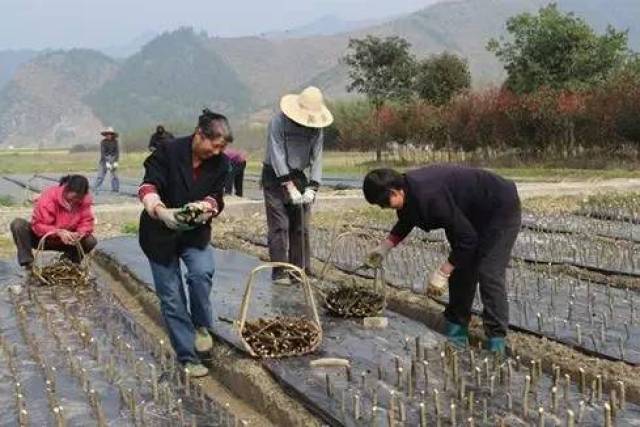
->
[31,185,95,237]
[224,147,247,163]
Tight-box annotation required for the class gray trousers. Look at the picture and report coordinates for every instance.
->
[443,208,521,338]
[263,185,311,278]
[10,218,97,266]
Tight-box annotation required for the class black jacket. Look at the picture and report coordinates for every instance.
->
[100,138,119,162]
[390,165,520,269]
[139,136,228,264]
[148,131,174,151]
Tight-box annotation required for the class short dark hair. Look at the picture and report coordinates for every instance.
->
[198,109,234,143]
[362,168,405,207]
[59,174,89,196]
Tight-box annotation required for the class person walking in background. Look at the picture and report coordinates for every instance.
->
[362,166,521,354]
[138,109,232,377]
[94,127,120,192]
[223,147,247,197]
[149,124,174,152]
[262,86,333,285]
[10,175,97,271]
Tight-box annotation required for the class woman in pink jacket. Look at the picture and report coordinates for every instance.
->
[10,175,97,270]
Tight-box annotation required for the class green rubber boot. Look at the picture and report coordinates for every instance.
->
[487,337,506,354]
[445,321,469,348]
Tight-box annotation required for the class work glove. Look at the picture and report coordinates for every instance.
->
[426,269,450,297]
[112,161,119,170]
[156,206,180,230]
[142,193,162,218]
[285,183,303,205]
[106,162,113,171]
[365,240,394,268]
[302,188,316,204]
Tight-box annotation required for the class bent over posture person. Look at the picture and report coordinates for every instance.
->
[10,175,97,270]
[138,109,231,377]
[363,166,521,354]
[262,86,333,285]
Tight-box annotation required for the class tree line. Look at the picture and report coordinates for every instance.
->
[335,3,640,165]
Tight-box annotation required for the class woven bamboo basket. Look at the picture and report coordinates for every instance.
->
[236,262,322,358]
[32,231,91,287]
[318,231,387,317]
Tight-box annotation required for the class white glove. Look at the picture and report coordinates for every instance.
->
[427,269,450,297]
[142,193,162,218]
[365,240,394,268]
[302,188,316,204]
[156,206,180,230]
[285,183,303,205]
[112,161,119,170]
[106,162,113,171]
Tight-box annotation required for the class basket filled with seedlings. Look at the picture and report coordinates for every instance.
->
[32,231,92,288]
[318,231,387,317]
[237,262,322,358]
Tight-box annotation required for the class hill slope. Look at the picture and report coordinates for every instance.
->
[0,49,118,148]
[86,28,251,131]
[1,0,639,147]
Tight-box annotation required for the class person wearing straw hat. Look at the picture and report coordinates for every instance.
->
[94,126,120,193]
[261,86,333,285]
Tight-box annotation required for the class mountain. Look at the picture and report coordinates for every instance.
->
[1,0,639,147]
[262,15,384,39]
[86,28,251,132]
[99,31,159,59]
[0,49,39,89]
[0,49,118,148]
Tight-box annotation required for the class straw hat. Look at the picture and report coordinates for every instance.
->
[280,86,333,128]
[100,126,118,136]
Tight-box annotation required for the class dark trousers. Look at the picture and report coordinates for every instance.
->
[263,184,311,278]
[224,161,246,197]
[443,209,521,338]
[10,218,97,266]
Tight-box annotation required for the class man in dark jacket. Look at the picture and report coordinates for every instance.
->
[138,109,232,377]
[94,127,120,192]
[148,125,174,152]
[362,166,521,354]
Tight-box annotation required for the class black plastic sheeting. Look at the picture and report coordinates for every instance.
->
[236,229,640,365]
[95,238,640,426]
[97,237,448,426]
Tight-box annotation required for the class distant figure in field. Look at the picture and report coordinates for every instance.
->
[223,147,247,197]
[149,125,174,152]
[10,175,97,270]
[94,127,120,192]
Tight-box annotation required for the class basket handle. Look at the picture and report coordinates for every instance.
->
[317,230,385,293]
[236,262,322,340]
[34,230,88,269]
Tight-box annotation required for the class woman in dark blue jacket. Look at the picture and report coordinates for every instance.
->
[363,165,521,354]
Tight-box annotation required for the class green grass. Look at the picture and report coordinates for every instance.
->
[120,222,139,234]
[0,195,15,206]
[0,150,149,175]
[3,149,640,182]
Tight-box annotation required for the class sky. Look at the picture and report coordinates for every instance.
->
[0,0,442,50]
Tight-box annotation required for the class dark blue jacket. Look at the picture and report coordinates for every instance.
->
[390,165,520,268]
